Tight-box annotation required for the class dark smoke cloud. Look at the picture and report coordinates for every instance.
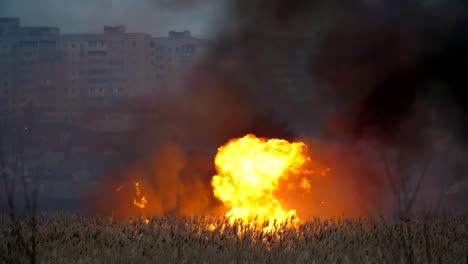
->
[207,0,468,215]
[312,1,468,147]
[213,0,468,147]
[87,0,468,217]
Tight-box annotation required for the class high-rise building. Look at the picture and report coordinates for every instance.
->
[0,17,214,208]
[0,21,63,123]
[151,30,211,92]
[0,18,20,119]
[62,25,155,117]
[0,18,212,126]
[0,17,19,36]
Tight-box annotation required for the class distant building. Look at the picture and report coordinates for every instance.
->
[0,18,211,126]
[0,19,19,119]
[151,30,211,92]
[62,25,155,118]
[0,17,19,36]
[0,19,63,123]
[0,17,213,209]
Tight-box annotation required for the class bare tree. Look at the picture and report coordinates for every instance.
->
[1,104,39,264]
[1,161,38,264]
[381,147,433,218]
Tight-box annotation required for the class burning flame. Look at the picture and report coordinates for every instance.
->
[133,182,148,209]
[212,134,313,226]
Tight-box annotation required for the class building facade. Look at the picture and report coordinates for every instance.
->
[0,18,211,125]
[61,25,156,123]
[0,18,63,123]
[151,30,211,93]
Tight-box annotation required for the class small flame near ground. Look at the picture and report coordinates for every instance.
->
[211,134,328,228]
[133,182,148,209]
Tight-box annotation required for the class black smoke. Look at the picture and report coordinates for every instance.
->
[197,0,468,215]
[86,0,468,216]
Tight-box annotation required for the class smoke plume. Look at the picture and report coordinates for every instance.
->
[86,0,468,218]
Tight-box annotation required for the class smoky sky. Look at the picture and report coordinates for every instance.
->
[205,0,468,148]
[2,0,467,216]
[78,0,468,177]
[0,0,226,37]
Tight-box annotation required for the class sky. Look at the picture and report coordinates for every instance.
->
[0,0,226,38]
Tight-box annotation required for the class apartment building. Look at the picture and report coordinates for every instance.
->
[0,17,19,36]
[151,30,211,92]
[62,25,155,121]
[0,20,63,123]
[0,18,212,126]
[0,18,19,119]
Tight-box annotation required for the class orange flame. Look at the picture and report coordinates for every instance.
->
[133,182,148,209]
[211,134,316,227]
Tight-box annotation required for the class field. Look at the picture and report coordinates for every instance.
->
[1,215,467,264]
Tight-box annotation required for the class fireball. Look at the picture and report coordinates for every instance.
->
[211,134,312,226]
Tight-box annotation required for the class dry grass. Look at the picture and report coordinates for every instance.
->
[1,214,467,264]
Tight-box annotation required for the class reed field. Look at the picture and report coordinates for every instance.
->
[1,214,467,264]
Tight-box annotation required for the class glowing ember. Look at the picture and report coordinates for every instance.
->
[133,182,148,209]
[211,134,311,226]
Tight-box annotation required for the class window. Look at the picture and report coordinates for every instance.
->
[183,45,195,53]
[110,41,123,48]
[88,40,98,47]
[23,51,33,58]
[88,78,107,84]
[88,69,107,75]
[88,50,107,56]
[109,58,123,65]
[19,41,37,48]
[40,40,56,48]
